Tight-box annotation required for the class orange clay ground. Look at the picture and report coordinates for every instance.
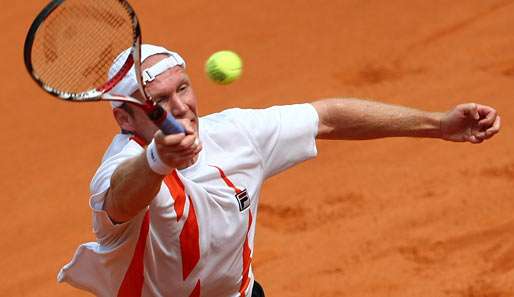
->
[1,1,513,296]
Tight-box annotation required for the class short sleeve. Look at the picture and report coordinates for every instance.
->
[58,138,149,296]
[89,140,145,245]
[223,103,319,178]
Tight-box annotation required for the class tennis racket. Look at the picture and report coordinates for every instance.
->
[23,0,184,135]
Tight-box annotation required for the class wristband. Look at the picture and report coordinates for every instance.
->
[146,139,173,175]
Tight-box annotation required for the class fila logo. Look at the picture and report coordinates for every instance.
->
[236,189,250,212]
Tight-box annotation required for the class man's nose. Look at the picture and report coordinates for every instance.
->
[169,94,188,116]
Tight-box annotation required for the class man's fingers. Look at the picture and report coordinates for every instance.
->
[476,104,496,116]
[443,102,499,144]
[485,115,501,137]
[155,131,197,148]
[478,109,497,127]
[466,134,483,144]
[154,130,185,145]
[162,150,199,164]
[472,131,487,141]
[174,134,199,151]
[475,106,500,139]
[473,115,500,141]
[193,142,203,154]
[464,103,480,120]
[177,119,195,135]
[157,133,201,155]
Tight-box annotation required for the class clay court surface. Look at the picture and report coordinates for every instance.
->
[2,0,513,296]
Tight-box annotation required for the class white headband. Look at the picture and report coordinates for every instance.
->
[108,44,186,107]
[142,53,185,84]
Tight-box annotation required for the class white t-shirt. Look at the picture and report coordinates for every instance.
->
[58,104,319,297]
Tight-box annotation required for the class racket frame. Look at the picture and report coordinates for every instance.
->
[23,0,185,134]
[24,0,137,103]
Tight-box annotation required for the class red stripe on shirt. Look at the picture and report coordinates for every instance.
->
[188,280,201,297]
[129,135,147,147]
[117,211,150,297]
[164,172,201,280]
[239,211,253,297]
[180,195,200,280]
[209,165,242,194]
[127,137,202,292]
[163,170,186,221]
[209,165,254,297]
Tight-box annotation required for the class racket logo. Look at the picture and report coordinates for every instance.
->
[82,45,115,85]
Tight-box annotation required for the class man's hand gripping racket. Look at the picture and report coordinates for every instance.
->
[23,0,184,135]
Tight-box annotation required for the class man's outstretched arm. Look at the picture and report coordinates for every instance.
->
[311,99,500,143]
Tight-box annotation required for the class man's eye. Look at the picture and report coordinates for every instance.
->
[179,84,188,92]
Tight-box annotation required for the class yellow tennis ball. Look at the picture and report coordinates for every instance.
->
[205,50,243,85]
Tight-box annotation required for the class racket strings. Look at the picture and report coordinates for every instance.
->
[31,0,134,94]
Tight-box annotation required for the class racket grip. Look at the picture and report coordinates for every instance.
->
[158,112,185,135]
[145,104,185,135]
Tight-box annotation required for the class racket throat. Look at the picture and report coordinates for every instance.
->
[143,102,167,125]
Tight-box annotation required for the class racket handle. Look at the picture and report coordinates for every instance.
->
[145,104,185,135]
[159,112,186,135]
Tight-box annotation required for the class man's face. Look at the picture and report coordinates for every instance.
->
[125,54,199,140]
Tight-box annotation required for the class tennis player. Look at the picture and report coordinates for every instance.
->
[57,44,500,297]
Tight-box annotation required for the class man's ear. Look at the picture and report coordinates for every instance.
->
[113,107,135,132]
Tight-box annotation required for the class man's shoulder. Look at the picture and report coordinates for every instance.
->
[200,104,312,128]
[101,134,142,162]
[200,108,245,121]
[89,134,144,195]
[199,108,249,131]
[200,107,273,127]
